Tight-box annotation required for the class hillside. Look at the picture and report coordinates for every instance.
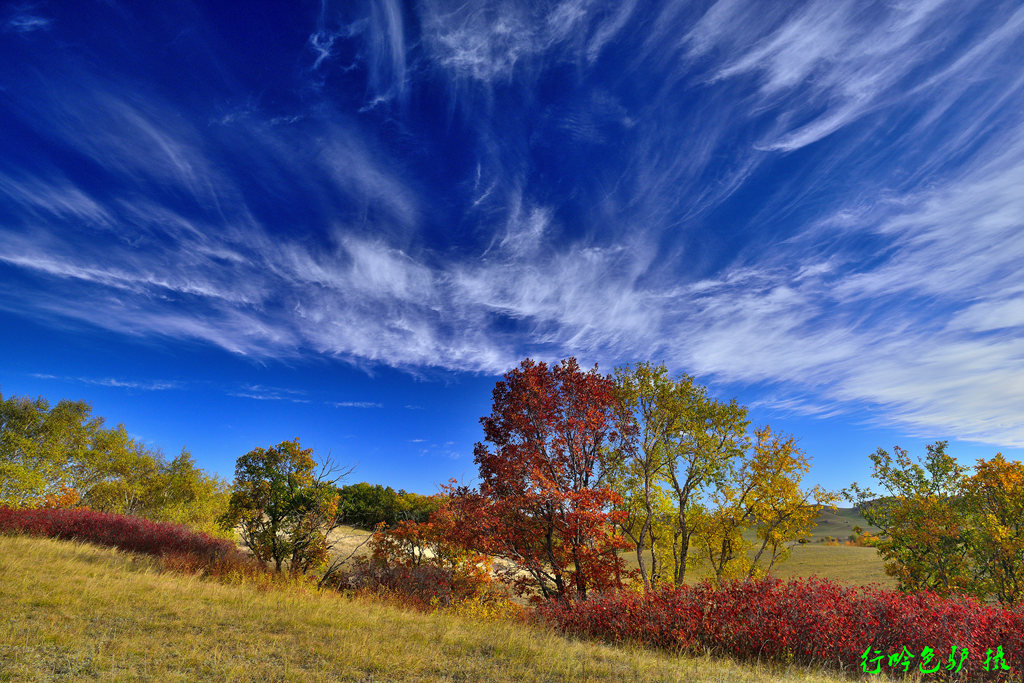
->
[807,507,880,541]
[0,535,860,682]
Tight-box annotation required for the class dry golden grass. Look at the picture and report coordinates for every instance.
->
[763,544,895,587]
[327,523,375,560]
[0,535,876,682]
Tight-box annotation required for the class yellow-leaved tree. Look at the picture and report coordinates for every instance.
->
[963,454,1024,605]
[692,426,836,582]
[611,364,832,589]
[611,362,748,588]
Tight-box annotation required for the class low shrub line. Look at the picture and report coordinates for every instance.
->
[0,505,236,560]
[0,505,303,590]
[535,577,1024,681]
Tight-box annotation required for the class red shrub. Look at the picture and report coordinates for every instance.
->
[0,505,238,562]
[159,549,281,588]
[535,577,1024,681]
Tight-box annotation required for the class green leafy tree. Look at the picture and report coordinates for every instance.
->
[1,392,230,530]
[845,442,971,596]
[850,443,1024,605]
[335,483,442,528]
[395,490,444,523]
[337,482,402,528]
[1,394,100,506]
[220,439,348,573]
[143,449,232,535]
[79,444,230,534]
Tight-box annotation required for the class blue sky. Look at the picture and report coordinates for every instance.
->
[2,1,1022,495]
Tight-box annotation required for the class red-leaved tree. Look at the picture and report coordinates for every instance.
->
[451,358,634,602]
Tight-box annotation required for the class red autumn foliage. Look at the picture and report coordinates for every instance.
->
[449,358,634,602]
[0,505,238,562]
[535,577,1024,680]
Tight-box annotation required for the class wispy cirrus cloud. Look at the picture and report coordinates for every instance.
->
[228,385,310,403]
[29,373,183,391]
[231,393,310,403]
[331,401,383,408]
[2,0,1023,451]
[4,8,52,34]
[309,0,407,107]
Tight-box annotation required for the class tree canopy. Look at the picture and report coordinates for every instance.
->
[0,392,229,533]
[220,439,348,573]
[847,442,1024,605]
[336,482,441,528]
[609,363,833,587]
[449,357,633,601]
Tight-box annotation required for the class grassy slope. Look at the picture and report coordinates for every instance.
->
[768,507,893,587]
[673,543,893,588]
[806,508,880,541]
[759,544,892,586]
[328,524,374,559]
[0,536,866,682]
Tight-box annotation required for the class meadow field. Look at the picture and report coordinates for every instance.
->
[611,507,894,589]
[0,535,865,682]
[763,508,891,588]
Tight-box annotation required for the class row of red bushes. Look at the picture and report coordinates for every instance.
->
[0,506,237,561]
[6,506,1022,680]
[536,577,1024,680]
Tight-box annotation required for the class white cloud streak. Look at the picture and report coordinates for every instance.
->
[232,392,311,403]
[29,374,183,391]
[3,0,1023,452]
[4,11,52,33]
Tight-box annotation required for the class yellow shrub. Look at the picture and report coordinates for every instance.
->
[435,592,524,622]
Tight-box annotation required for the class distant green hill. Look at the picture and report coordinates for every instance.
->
[806,506,880,541]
